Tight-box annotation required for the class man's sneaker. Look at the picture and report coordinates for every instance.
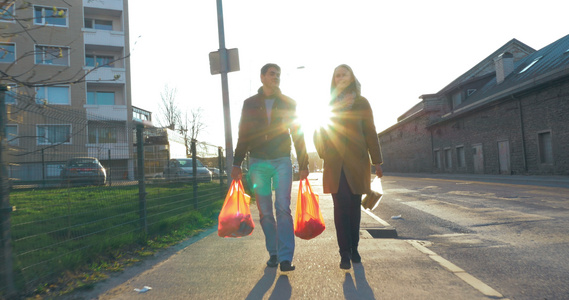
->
[280,260,295,272]
[267,255,278,267]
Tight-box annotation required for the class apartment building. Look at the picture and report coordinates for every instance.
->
[0,0,134,182]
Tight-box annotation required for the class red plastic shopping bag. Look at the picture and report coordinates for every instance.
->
[294,179,325,240]
[218,180,255,238]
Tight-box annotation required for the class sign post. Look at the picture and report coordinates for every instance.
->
[211,0,239,177]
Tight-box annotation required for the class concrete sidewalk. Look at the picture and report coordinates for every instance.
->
[70,175,507,300]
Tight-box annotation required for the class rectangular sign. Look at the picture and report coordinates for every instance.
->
[209,48,240,75]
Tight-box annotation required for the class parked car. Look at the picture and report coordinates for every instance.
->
[164,158,212,182]
[208,167,226,179]
[60,157,106,186]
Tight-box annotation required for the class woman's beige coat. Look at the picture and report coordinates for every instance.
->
[314,96,383,195]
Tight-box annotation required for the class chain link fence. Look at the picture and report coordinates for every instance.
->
[0,88,229,298]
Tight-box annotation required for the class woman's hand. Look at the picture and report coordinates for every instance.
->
[375,164,383,178]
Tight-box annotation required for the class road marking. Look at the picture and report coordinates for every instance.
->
[361,208,392,227]
[408,240,506,299]
[362,209,507,299]
[401,199,552,227]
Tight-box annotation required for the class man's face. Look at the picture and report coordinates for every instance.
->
[261,67,281,90]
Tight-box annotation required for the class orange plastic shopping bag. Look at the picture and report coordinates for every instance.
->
[218,179,255,238]
[294,178,325,240]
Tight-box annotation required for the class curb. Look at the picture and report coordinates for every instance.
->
[361,208,398,238]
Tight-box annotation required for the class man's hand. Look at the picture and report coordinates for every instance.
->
[299,170,309,180]
[375,164,383,178]
[231,166,242,180]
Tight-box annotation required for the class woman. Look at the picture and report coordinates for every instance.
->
[314,64,383,270]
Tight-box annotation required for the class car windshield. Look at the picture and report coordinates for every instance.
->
[68,159,99,168]
[178,159,204,168]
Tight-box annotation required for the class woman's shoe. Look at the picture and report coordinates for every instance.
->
[351,250,361,263]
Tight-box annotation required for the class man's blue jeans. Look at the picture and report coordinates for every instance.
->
[249,157,294,262]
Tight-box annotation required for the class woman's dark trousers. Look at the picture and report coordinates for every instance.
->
[331,168,362,258]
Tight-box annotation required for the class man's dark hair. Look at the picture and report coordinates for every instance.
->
[261,63,280,75]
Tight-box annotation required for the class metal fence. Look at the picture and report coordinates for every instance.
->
[0,88,229,298]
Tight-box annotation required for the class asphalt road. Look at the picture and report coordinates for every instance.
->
[374,174,569,300]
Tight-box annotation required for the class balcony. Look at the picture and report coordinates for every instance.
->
[83,29,125,48]
[86,105,128,121]
[87,143,130,160]
[85,67,126,84]
[83,0,123,11]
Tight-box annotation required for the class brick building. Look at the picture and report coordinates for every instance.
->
[379,34,569,176]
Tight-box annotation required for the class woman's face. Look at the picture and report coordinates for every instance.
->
[334,67,353,91]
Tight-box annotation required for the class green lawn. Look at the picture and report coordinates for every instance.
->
[7,181,225,295]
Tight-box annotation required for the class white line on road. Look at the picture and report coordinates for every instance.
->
[362,208,508,299]
[408,240,507,299]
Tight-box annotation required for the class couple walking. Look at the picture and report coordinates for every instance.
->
[231,63,383,271]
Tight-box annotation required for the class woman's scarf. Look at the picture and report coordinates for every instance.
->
[331,81,359,111]
[332,89,356,111]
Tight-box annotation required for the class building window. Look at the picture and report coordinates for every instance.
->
[1,2,15,22]
[34,6,68,26]
[35,45,69,66]
[444,148,452,169]
[89,126,117,143]
[0,43,15,63]
[37,125,71,145]
[85,55,114,68]
[133,107,151,122]
[87,91,115,105]
[4,85,16,104]
[35,86,70,105]
[84,18,113,30]
[467,89,477,97]
[456,146,465,168]
[452,91,462,108]
[538,131,553,164]
[6,125,18,146]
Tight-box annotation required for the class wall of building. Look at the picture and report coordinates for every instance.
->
[380,77,569,176]
[378,112,433,173]
[425,78,569,176]
[430,99,524,175]
[520,79,569,175]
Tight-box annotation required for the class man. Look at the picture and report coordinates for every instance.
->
[232,63,309,272]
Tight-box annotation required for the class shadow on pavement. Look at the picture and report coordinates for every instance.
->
[245,267,277,300]
[268,275,292,300]
[344,264,375,300]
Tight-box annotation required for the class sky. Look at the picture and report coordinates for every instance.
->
[127,0,569,153]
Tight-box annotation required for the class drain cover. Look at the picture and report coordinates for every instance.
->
[364,228,398,239]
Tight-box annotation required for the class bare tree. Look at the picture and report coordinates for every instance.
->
[179,107,206,156]
[157,85,180,130]
[155,84,206,156]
